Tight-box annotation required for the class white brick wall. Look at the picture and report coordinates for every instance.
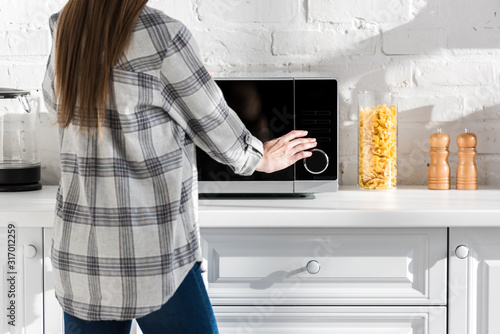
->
[1,0,499,187]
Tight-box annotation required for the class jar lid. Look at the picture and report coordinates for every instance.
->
[0,88,31,99]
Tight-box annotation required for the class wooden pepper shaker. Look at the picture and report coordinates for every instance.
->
[456,128,478,190]
[428,128,450,190]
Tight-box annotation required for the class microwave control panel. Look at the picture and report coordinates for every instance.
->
[294,78,338,182]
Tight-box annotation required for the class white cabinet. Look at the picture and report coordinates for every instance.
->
[214,306,446,334]
[42,226,448,333]
[0,226,43,334]
[202,228,447,333]
[449,228,500,334]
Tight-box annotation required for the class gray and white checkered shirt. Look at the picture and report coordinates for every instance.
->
[42,6,263,321]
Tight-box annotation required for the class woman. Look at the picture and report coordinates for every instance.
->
[43,0,316,333]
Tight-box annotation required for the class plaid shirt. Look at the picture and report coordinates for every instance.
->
[43,6,263,321]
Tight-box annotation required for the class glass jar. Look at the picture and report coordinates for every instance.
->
[0,88,41,191]
[358,91,398,190]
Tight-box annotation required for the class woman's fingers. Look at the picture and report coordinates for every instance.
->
[289,139,316,162]
[255,130,318,173]
[279,130,309,142]
[290,149,314,164]
[289,137,317,153]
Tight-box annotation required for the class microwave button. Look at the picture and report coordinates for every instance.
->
[303,149,329,175]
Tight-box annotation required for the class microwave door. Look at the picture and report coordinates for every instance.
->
[197,79,295,193]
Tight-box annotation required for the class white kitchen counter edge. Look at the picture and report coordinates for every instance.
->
[1,185,499,228]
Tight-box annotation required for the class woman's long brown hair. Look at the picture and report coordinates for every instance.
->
[55,0,148,129]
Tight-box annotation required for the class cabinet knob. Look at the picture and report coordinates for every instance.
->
[455,245,469,259]
[306,260,321,274]
[24,244,37,258]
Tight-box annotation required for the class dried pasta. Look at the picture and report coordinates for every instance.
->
[358,104,397,190]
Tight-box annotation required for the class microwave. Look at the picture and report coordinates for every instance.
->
[197,77,338,194]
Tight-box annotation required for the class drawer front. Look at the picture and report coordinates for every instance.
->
[214,306,447,334]
[201,228,447,305]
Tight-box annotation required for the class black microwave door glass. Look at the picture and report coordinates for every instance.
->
[197,79,294,182]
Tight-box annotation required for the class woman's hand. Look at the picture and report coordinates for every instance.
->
[256,130,317,174]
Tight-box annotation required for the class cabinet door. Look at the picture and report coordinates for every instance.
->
[449,227,500,334]
[0,226,43,334]
[202,228,447,306]
[214,306,447,334]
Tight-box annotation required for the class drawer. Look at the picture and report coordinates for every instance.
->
[201,228,447,306]
[214,306,447,334]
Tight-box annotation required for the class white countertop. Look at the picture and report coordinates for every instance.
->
[1,185,500,228]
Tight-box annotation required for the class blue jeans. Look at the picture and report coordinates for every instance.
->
[64,263,219,334]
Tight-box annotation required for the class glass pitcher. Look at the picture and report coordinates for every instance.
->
[0,88,42,191]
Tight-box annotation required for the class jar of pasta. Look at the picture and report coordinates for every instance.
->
[358,91,398,190]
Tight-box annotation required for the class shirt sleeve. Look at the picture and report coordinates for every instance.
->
[42,14,58,115]
[158,24,263,176]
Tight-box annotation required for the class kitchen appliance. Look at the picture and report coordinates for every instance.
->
[197,78,338,194]
[0,88,42,191]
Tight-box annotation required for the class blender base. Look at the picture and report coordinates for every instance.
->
[0,182,42,192]
[0,165,42,191]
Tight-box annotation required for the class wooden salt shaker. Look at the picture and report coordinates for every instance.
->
[428,128,450,190]
[456,128,478,190]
